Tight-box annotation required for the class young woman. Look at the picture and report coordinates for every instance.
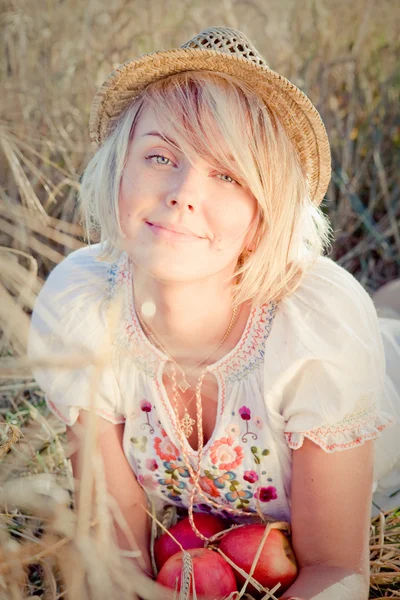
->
[28,27,400,600]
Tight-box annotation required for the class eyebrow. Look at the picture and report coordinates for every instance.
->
[141,131,181,149]
[141,131,237,164]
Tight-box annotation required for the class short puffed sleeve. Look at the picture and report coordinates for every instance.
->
[264,256,397,454]
[27,244,125,427]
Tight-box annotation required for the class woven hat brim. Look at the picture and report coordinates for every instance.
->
[89,48,331,206]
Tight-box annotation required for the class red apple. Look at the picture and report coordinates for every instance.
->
[219,524,298,595]
[157,547,237,598]
[154,513,226,569]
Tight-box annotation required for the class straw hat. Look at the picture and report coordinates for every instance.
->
[89,26,331,206]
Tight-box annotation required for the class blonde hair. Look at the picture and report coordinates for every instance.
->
[78,71,333,306]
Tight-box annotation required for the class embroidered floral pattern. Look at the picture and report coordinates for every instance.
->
[254,486,278,502]
[107,253,283,514]
[239,406,258,443]
[201,470,254,510]
[145,458,158,471]
[140,399,154,434]
[101,251,394,522]
[140,400,152,412]
[254,416,263,430]
[130,418,278,512]
[154,430,179,461]
[158,459,191,500]
[250,446,270,465]
[239,406,251,420]
[225,485,253,508]
[199,475,221,498]
[225,423,240,438]
[209,437,244,470]
[243,470,258,483]
[131,435,147,452]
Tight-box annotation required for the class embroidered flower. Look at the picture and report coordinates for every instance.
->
[243,470,258,484]
[254,416,263,430]
[140,399,152,412]
[209,437,244,470]
[164,461,190,478]
[159,477,187,490]
[199,476,221,498]
[140,400,154,433]
[213,471,236,488]
[225,489,253,502]
[137,474,158,491]
[145,458,158,471]
[131,435,147,452]
[239,406,251,421]
[154,433,179,461]
[254,486,278,502]
[225,423,240,438]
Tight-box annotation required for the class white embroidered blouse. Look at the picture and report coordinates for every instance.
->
[27,244,400,523]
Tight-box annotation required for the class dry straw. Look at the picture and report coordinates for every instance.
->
[1,4,400,596]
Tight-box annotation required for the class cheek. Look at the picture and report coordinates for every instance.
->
[118,185,132,235]
[211,199,257,244]
[118,172,151,233]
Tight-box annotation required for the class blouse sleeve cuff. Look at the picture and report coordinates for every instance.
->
[45,397,126,427]
[284,405,397,453]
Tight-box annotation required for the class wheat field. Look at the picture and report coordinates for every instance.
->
[1,0,400,598]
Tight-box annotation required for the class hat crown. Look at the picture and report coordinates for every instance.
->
[182,27,268,68]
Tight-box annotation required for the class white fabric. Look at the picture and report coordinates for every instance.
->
[27,244,400,522]
[28,246,125,425]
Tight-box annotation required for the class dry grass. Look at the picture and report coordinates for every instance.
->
[1,0,400,598]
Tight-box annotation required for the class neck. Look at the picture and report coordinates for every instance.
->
[133,270,242,366]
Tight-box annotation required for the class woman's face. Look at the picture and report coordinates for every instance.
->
[118,106,258,283]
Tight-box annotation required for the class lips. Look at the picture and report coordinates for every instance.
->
[145,220,204,241]
[147,221,201,237]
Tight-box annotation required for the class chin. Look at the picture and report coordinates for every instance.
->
[129,254,197,281]
[123,240,240,283]
[131,255,229,284]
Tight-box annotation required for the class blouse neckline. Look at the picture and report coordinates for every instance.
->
[110,251,279,380]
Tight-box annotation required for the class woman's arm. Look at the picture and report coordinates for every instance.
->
[281,437,373,600]
[66,411,152,575]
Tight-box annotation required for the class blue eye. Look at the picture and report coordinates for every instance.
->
[218,173,238,185]
[146,154,172,166]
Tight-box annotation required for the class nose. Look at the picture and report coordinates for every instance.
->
[164,165,204,213]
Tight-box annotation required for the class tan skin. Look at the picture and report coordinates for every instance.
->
[66,106,374,598]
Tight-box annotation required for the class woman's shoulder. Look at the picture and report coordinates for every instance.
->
[39,243,123,308]
[280,254,377,322]
[264,254,382,378]
[45,243,113,287]
[30,243,126,340]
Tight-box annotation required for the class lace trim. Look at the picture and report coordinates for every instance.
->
[209,302,278,384]
[46,398,125,426]
[285,403,396,453]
